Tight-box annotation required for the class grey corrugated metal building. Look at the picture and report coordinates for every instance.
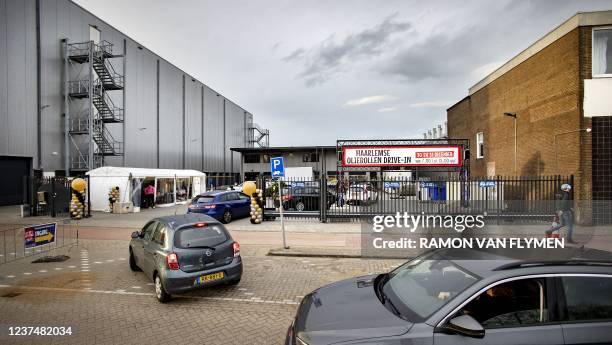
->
[0,0,268,205]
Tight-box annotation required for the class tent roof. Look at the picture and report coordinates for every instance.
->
[86,166,205,178]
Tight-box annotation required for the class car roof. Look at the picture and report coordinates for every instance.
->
[154,214,220,230]
[429,247,612,278]
[200,190,235,196]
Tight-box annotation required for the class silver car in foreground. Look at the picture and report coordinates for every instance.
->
[129,214,243,302]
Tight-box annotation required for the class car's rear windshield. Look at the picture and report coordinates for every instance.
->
[174,225,228,248]
[193,196,214,203]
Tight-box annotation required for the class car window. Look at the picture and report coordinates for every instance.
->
[142,221,157,240]
[237,193,250,200]
[457,278,548,328]
[383,256,478,321]
[561,276,612,322]
[224,193,238,201]
[174,224,229,249]
[194,196,214,203]
[151,223,166,246]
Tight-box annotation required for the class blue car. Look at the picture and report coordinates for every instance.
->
[187,190,251,223]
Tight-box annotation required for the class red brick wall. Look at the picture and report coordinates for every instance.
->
[447,28,593,222]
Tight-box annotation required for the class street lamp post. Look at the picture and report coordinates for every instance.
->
[554,128,592,172]
[504,112,517,174]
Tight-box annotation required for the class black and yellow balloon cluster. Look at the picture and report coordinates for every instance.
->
[108,186,120,212]
[70,178,87,219]
[243,182,263,224]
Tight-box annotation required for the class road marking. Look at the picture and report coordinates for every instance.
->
[6,275,15,278]
[54,268,63,271]
[68,265,76,268]
[131,286,141,289]
[23,272,32,275]
[238,288,247,291]
[116,289,126,293]
[38,270,47,273]
[94,262,102,264]
[106,259,114,262]
[244,292,254,295]
[81,270,90,272]
[0,285,299,305]
[118,258,125,261]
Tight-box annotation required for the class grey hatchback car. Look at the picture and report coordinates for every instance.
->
[129,214,242,303]
[286,247,612,345]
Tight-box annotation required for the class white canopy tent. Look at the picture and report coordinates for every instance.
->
[86,167,206,211]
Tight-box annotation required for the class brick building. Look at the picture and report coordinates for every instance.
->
[447,11,612,224]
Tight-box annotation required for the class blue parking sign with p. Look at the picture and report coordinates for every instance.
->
[270,157,285,178]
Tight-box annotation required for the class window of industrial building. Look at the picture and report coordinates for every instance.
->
[244,154,260,163]
[262,155,270,163]
[476,132,484,159]
[593,28,612,76]
[303,153,319,162]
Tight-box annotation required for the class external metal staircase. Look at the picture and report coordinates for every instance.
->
[64,39,124,173]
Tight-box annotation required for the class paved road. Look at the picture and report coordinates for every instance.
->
[0,240,402,345]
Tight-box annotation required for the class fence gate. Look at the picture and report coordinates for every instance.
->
[0,219,78,265]
[260,174,573,224]
[24,176,91,218]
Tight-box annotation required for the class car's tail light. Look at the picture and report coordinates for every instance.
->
[166,252,180,270]
[194,222,207,227]
[203,204,216,209]
[232,242,240,257]
[188,204,197,209]
[282,195,292,201]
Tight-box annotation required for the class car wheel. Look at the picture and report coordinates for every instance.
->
[227,277,241,286]
[154,274,171,303]
[222,210,233,224]
[129,248,140,272]
[296,202,305,212]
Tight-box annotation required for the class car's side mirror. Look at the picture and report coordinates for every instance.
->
[442,315,485,339]
[131,231,140,239]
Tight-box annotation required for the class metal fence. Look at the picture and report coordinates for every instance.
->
[23,176,91,218]
[0,220,78,265]
[259,175,573,223]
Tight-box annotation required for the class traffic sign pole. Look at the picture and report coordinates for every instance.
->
[270,157,288,249]
[278,179,287,249]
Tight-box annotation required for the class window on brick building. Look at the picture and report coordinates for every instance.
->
[593,28,612,76]
[476,132,484,159]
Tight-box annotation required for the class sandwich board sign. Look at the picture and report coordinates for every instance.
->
[24,223,56,249]
[270,157,285,178]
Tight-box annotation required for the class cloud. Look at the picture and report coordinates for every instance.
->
[409,100,453,108]
[344,95,398,107]
[284,13,412,86]
[471,61,504,81]
[380,31,474,81]
[378,107,398,112]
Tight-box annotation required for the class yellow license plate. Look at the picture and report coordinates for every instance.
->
[195,272,224,285]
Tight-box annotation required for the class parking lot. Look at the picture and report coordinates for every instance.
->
[0,239,402,344]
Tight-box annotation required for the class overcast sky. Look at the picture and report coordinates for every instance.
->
[74,0,612,146]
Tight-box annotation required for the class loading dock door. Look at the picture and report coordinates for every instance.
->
[0,156,31,206]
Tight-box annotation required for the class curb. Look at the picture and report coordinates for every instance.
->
[267,248,408,260]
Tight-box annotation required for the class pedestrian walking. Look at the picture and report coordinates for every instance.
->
[144,184,156,209]
[546,183,575,243]
[337,179,347,207]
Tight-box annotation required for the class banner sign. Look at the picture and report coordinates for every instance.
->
[479,180,497,188]
[384,181,401,189]
[342,146,462,167]
[24,223,56,249]
[419,182,440,188]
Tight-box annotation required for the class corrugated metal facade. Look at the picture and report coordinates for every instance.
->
[0,0,254,174]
